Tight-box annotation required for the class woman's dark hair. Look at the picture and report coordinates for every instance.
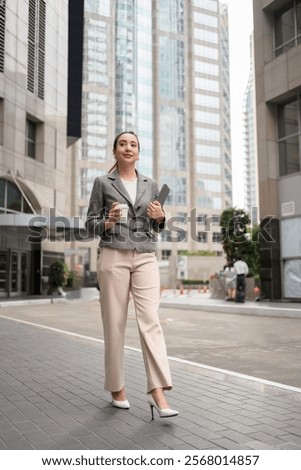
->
[113,131,140,152]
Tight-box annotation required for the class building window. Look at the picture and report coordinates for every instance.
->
[160,37,185,100]
[0,179,33,214]
[162,250,172,260]
[84,18,109,87]
[0,0,6,73]
[194,12,218,28]
[159,0,184,34]
[194,27,218,44]
[160,106,186,170]
[27,0,46,99]
[196,161,221,175]
[161,176,187,205]
[197,232,207,243]
[278,97,301,176]
[25,119,36,159]
[274,0,301,56]
[198,179,221,192]
[212,232,221,243]
[80,168,104,199]
[85,0,110,16]
[81,92,108,162]
[193,0,218,12]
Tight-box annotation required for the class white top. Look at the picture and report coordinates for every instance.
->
[224,266,236,282]
[234,260,249,275]
[121,178,138,204]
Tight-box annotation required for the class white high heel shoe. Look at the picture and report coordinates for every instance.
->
[111,390,130,409]
[111,397,130,409]
[148,393,178,420]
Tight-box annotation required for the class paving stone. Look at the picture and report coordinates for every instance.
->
[221,421,256,435]
[218,429,252,444]
[272,442,301,449]
[247,431,287,446]
[77,434,114,450]
[210,437,252,450]
[252,423,288,437]
[244,440,275,450]
[4,438,35,450]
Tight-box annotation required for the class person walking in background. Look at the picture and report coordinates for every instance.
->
[223,260,236,301]
[234,256,249,303]
[85,131,178,420]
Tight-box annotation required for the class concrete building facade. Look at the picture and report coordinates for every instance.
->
[253,0,301,299]
[0,0,84,297]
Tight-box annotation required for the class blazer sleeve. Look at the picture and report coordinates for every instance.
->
[85,178,106,237]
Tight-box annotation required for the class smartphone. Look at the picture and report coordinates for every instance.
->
[156,184,170,206]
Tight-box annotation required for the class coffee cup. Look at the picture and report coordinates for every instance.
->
[117,203,129,222]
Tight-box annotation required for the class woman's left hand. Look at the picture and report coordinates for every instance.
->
[147,201,165,221]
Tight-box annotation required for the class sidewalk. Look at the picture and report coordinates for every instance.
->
[0,307,301,450]
[2,287,301,319]
[159,289,301,319]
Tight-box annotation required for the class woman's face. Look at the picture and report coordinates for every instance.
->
[114,133,139,165]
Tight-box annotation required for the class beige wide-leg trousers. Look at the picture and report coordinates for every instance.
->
[97,248,172,393]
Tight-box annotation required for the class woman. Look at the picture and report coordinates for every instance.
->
[85,131,178,420]
[223,261,236,301]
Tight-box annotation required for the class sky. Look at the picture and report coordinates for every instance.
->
[222,0,254,207]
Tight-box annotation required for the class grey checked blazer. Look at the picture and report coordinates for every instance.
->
[85,169,165,252]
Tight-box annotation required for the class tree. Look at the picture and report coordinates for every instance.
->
[220,207,260,279]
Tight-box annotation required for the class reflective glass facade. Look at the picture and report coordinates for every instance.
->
[158,0,184,33]
[193,1,231,222]
[115,0,153,175]
[81,7,112,164]
[243,35,258,222]
[160,106,186,170]
[85,0,110,16]
[157,0,186,207]
[82,92,108,162]
[115,0,135,132]
[160,37,185,100]
[135,0,153,175]
[79,0,231,257]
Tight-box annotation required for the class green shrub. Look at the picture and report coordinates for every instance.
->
[48,261,68,289]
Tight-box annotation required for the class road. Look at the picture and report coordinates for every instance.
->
[1,298,300,388]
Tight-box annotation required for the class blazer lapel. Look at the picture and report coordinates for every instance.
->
[108,169,148,206]
[108,169,133,205]
[135,171,148,205]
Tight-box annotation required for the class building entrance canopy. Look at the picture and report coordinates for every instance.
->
[0,212,93,243]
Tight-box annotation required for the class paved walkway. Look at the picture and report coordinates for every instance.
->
[2,288,301,318]
[0,303,301,450]
[159,290,301,319]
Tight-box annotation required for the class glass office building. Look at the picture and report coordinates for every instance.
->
[80,0,232,275]
[243,35,258,225]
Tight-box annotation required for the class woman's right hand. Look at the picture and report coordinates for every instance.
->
[108,202,121,223]
[105,202,121,231]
